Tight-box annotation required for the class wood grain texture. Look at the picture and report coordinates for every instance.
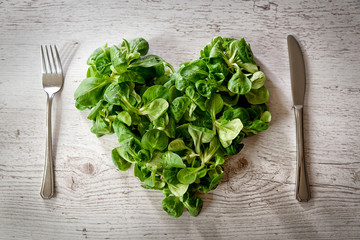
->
[0,0,359,239]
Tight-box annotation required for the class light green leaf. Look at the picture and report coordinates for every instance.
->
[161,151,186,168]
[202,137,220,163]
[260,111,271,123]
[117,111,132,126]
[177,168,200,185]
[237,62,258,73]
[168,183,189,197]
[188,125,216,154]
[168,139,191,152]
[250,71,266,89]
[245,86,269,105]
[139,98,169,121]
[205,93,224,119]
[216,118,243,148]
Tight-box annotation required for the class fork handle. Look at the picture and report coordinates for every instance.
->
[40,94,54,199]
[294,106,311,201]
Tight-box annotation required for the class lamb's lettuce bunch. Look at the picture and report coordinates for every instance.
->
[74,37,271,218]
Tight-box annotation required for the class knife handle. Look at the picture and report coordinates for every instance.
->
[294,105,311,201]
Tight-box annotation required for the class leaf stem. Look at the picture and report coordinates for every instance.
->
[164,62,176,73]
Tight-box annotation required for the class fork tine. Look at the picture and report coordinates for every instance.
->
[53,45,63,75]
[41,45,47,74]
[45,45,53,74]
[49,45,57,74]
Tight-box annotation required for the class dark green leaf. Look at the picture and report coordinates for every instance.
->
[237,38,255,64]
[232,107,250,125]
[162,196,184,218]
[142,85,169,104]
[141,129,169,152]
[184,196,203,217]
[227,68,252,95]
[245,86,269,104]
[185,85,206,111]
[163,168,180,185]
[117,71,145,84]
[87,100,104,120]
[197,169,208,178]
[223,142,244,155]
[134,163,151,182]
[195,80,217,98]
[129,38,149,56]
[244,120,269,134]
[90,115,112,136]
[209,167,224,190]
[113,118,134,140]
[163,117,176,138]
[110,45,128,74]
[179,59,208,83]
[86,65,101,78]
[191,109,213,130]
[74,77,112,107]
[146,151,164,171]
[170,96,191,123]
[116,136,144,163]
[129,55,164,68]
[87,45,112,75]
[112,147,131,171]
[103,82,132,107]
[168,85,182,103]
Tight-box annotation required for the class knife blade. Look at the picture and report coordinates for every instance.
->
[287,35,311,202]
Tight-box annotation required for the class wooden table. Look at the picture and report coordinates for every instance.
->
[1,0,359,239]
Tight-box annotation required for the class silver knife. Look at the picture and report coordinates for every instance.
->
[287,35,311,202]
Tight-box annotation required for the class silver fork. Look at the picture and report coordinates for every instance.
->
[40,45,63,199]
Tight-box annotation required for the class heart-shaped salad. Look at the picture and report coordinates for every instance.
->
[74,36,271,217]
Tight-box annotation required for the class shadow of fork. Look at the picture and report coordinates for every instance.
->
[51,41,80,193]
